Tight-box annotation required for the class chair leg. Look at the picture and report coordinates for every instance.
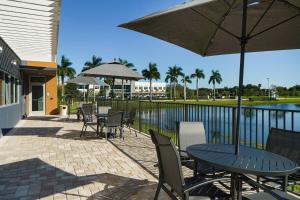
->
[128,125,131,135]
[154,182,161,200]
[193,159,198,178]
[80,124,85,137]
[84,125,87,135]
[256,176,260,192]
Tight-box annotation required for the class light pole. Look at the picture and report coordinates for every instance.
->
[267,78,270,100]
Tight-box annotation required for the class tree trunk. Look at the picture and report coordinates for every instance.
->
[196,78,199,101]
[169,82,172,99]
[213,84,216,101]
[173,83,176,101]
[61,76,65,101]
[150,79,153,102]
[184,81,186,101]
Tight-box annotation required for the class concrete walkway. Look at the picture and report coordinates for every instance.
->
[0,116,166,200]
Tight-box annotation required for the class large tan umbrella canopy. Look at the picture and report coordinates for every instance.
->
[81,61,143,100]
[120,0,300,155]
[66,75,108,102]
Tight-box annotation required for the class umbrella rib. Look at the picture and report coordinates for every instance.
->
[247,0,276,38]
[279,0,300,12]
[203,0,237,56]
[190,8,240,41]
[249,12,300,40]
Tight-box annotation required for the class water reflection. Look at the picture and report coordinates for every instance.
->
[138,104,300,147]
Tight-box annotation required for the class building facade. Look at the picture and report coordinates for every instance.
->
[0,0,61,137]
[133,81,167,97]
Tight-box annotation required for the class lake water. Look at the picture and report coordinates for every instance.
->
[139,103,300,147]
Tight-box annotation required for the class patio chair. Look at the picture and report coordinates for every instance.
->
[100,110,124,140]
[257,128,300,192]
[149,129,298,200]
[177,121,226,178]
[80,106,97,137]
[76,101,87,120]
[81,103,94,121]
[150,129,230,200]
[123,109,137,137]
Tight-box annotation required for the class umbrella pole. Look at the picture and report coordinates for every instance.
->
[235,0,248,155]
[93,85,96,102]
[83,84,86,102]
[122,79,124,101]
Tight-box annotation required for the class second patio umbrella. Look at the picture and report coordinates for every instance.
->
[120,0,300,154]
[81,61,143,100]
[66,75,108,102]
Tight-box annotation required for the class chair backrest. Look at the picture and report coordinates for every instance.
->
[177,121,206,155]
[149,129,185,198]
[106,110,123,127]
[81,103,94,122]
[98,106,111,115]
[127,109,137,124]
[266,128,300,166]
[80,107,90,124]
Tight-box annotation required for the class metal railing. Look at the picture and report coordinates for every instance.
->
[97,99,300,149]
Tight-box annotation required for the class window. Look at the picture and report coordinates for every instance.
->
[0,72,19,105]
[5,74,10,104]
[15,78,19,103]
[0,71,4,105]
[11,76,15,103]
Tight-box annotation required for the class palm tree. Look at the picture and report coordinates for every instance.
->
[142,63,160,101]
[169,65,184,101]
[82,55,103,72]
[118,58,137,71]
[58,55,76,99]
[165,71,175,99]
[181,74,192,101]
[191,68,205,101]
[208,70,222,100]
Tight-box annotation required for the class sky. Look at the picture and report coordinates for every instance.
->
[58,0,300,89]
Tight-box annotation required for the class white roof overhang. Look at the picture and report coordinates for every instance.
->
[0,0,61,62]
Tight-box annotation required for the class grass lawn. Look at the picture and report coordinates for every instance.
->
[157,98,300,106]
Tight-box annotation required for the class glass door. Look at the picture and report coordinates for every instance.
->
[31,83,45,115]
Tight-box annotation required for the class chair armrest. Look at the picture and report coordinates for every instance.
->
[183,177,230,193]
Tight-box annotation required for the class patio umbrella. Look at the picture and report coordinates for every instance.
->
[81,61,143,100]
[120,0,300,154]
[66,75,108,102]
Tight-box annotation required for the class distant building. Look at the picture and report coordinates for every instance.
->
[133,81,167,97]
[76,80,167,99]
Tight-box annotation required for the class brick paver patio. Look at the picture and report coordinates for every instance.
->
[2,115,295,200]
[0,116,168,200]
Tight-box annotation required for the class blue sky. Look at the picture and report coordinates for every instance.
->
[58,0,300,89]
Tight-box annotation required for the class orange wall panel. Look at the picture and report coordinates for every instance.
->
[45,75,58,115]
[25,61,57,68]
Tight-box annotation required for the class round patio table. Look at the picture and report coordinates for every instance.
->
[186,144,298,200]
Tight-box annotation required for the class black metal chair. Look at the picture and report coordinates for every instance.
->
[80,106,97,137]
[123,109,137,137]
[176,121,227,178]
[150,129,299,200]
[257,128,300,192]
[150,129,230,200]
[100,110,124,140]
